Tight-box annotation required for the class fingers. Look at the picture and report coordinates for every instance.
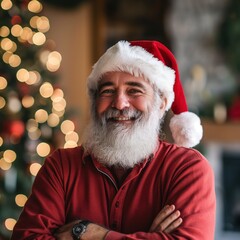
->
[164,217,183,233]
[149,205,182,233]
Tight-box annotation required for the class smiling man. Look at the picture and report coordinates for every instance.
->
[12,40,216,240]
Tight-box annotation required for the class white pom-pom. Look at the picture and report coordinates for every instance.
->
[169,112,203,148]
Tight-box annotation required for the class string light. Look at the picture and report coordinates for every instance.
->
[10,41,17,52]
[36,142,50,157]
[19,27,33,42]
[0,1,81,237]
[3,150,17,163]
[1,0,13,11]
[22,95,35,108]
[51,88,64,100]
[0,26,10,37]
[2,51,12,64]
[39,82,54,98]
[26,119,38,133]
[52,98,66,112]
[4,218,16,231]
[52,108,65,117]
[65,131,79,143]
[16,68,29,82]
[28,0,43,13]
[1,37,13,51]
[61,120,75,134]
[15,194,28,207]
[47,113,60,127]
[8,54,21,67]
[0,97,6,109]
[35,109,48,123]
[0,76,7,90]
[0,158,12,171]
[11,24,22,37]
[29,162,42,176]
[36,16,50,33]
[26,70,41,85]
[8,95,22,113]
[46,51,62,72]
[32,32,46,46]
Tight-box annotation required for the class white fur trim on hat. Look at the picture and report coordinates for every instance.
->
[88,41,175,110]
[169,112,203,148]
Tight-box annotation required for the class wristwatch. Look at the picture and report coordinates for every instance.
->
[72,220,91,240]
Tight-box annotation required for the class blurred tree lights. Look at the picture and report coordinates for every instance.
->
[0,0,79,238]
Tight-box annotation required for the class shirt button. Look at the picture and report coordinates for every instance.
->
[111,222,117,230]
[115,201,120,208]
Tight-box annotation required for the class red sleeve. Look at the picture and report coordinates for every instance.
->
[105,150,216,240]
[11,149,65,239]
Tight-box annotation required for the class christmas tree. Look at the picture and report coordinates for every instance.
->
[0,0,79,238]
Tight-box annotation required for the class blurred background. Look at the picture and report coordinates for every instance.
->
[0,0,240,239]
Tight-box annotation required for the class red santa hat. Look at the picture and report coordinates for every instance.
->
[88,40,203,147]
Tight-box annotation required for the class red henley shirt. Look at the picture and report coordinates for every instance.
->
[11,140,216,239]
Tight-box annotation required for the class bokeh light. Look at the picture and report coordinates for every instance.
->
[15,194,28,207]
[29,162,42,176]
[40,82,54,98]
[3,150,17,163]
[28,0,42,13]
[22,95,34,108]
[4,218,16,231]
[32,32,46,46]
[0,76,7,90]
[0,26,10,37]
[36,142,50,157]
[11,24,22,37]
[0,158,12,171]
[61,120,75,134]
[1,0,13,11]
[47,113,60,127]
[35,109,48,123]
[0,97,6,109]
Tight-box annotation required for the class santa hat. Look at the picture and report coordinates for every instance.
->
[87,40,203,148]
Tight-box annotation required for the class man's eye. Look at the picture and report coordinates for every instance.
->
[128,89,142,94]
[99,89,115,95]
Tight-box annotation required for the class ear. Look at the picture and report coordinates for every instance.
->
[159,97,167,117]
[160,96,167,110]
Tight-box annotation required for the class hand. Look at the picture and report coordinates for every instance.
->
[54,221,109,240]
[149,205,182,233]
[54,220,79,239]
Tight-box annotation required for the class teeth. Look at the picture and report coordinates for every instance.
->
[114,117,130,121]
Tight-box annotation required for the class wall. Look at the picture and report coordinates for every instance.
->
[43,2,94,140]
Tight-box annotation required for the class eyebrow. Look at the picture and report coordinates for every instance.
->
[98,81,147,91]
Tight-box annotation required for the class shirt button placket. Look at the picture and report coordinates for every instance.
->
[115,201,120,208]
[110,185,127,231]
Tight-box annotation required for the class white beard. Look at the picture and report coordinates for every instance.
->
[82,98,164,168]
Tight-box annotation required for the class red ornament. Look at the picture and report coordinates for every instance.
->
[11,15,22,25]
[228,96,240,121]
[2,120,25,140]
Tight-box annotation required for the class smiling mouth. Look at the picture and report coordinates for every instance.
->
[108,116,136,122]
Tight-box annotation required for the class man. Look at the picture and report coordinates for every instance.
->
[12,40,216,239]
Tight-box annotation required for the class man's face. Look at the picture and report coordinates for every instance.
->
[83,71,167,168]
[96,71,155,126]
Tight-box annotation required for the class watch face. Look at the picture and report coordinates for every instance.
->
[72,220,90,240]
[73,223,84,235]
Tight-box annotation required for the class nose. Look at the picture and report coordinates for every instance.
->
[111,92,130,110]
